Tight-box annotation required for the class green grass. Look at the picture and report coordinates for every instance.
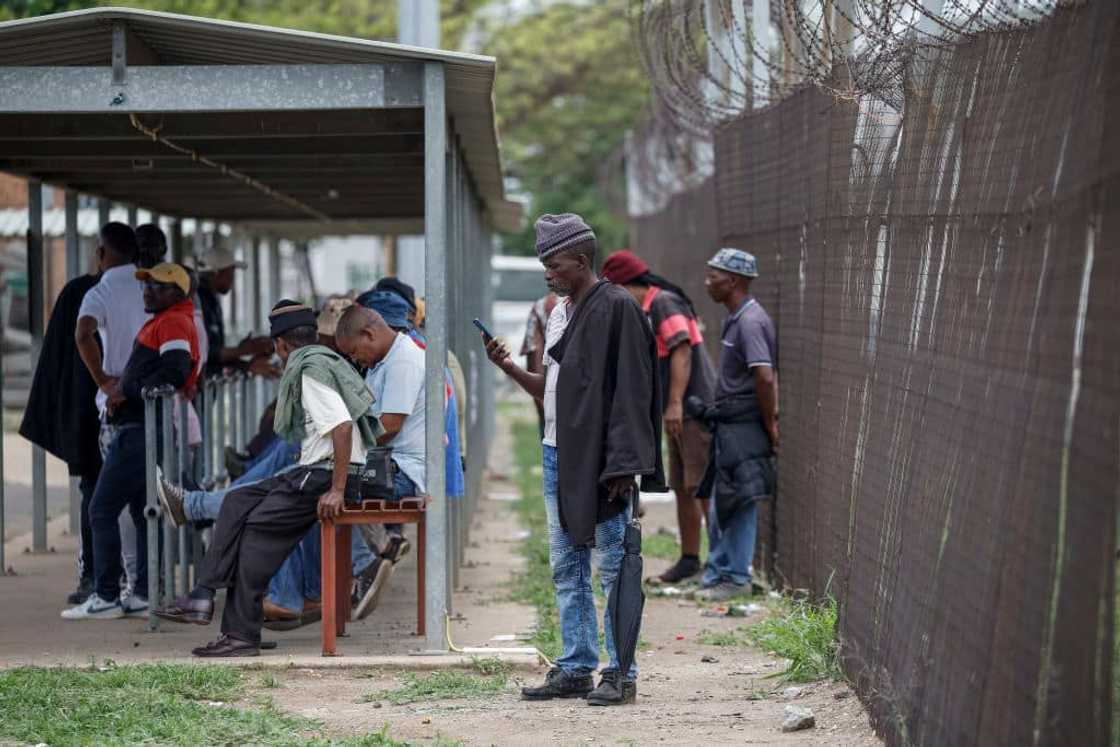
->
[507,416,564,662]
[0,663,450,746]
[642,528,708,562]
[744,597,842,683]
[371,669,510,705]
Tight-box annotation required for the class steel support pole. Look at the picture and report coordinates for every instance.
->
[178,397,189,592]
[127,204,138,228]
[251,236,263,333]
[423,62,448,651]
[65,190,82,537]
[97,196,110,228]
[161,396,176,603]
[28,179,48,553]
[143,392,161,630]
[170,219,184,265]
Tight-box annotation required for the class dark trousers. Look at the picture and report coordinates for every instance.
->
[76,469,100,582]
[198,467,338,644]
[90,424,149,601]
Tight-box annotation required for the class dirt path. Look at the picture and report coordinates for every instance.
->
[257,406,882,746]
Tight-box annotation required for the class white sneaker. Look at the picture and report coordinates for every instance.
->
[121,594,149,618]
[61,593,124,620]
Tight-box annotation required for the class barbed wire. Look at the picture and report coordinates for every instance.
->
[628,0,1065,130]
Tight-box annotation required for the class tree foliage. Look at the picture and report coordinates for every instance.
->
[477,1,646,254]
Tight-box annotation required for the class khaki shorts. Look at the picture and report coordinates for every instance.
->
[667,417,712,499]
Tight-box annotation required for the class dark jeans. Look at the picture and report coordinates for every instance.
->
[76,469,99,583]
[198,467,354,644]
[90,424,149,601]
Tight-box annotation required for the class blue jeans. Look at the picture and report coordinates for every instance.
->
[266,467,418,611]
[184,439,299,522]
[702,497,757,588]
[542,445,636,679]
[90,424,149,601]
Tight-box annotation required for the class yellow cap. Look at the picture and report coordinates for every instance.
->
[136,263,191,296]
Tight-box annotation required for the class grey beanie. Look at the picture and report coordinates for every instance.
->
[534,213,596,259]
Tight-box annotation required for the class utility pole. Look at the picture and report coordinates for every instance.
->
[395,0,441,295]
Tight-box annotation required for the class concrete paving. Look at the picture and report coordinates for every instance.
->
[0,474,536,668]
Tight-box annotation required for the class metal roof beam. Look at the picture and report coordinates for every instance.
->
[0,63,423,113]
[0,109,424,140]
[0,135,423,158]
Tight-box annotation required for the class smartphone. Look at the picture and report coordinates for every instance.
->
[473,318,495,342]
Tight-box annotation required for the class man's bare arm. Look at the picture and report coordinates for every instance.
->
[485,336,545,400]
[754,365,779,450]
[75,316,113,390]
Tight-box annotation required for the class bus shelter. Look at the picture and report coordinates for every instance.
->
[0,6,517,652]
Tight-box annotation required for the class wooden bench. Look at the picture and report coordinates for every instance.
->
[319,496,428,656]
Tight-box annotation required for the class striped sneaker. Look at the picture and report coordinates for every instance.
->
[61,593,124,620]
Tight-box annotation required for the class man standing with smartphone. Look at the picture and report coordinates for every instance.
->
[484,213,664,706]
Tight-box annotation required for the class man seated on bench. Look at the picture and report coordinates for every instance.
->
[153,300,380,657]
[334,304,429,618]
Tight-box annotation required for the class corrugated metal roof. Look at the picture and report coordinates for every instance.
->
[0,7,520,231]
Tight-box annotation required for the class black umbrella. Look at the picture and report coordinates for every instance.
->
[607,488,645,679]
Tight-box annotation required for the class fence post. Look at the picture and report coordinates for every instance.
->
[160,394,176,603]
[178,396,190,593]
[142,386,170,630]
[27,179,48,553]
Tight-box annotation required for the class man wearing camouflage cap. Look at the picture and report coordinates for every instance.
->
[693,248,779,602]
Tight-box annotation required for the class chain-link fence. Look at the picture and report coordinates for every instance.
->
[630,3,1118,743]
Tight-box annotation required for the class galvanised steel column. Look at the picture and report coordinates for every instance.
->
[97,197,110,228]
[178,396,189,593]
[423,61,449,651]
[251,236,263,333]
[65,189,82,537]
[127,204,138,228]
[27,179,47,553]
[161,395,176,603]
[170,219,184,265]
[143,390,162,630]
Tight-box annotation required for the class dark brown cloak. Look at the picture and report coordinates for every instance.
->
[549,280,666,547]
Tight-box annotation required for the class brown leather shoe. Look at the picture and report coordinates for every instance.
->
[152,595,213,625]
[263,599,300,622]
[191,634,259,658]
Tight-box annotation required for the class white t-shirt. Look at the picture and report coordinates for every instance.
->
[77,263,150,417]
[365,333,427,493]
[299,375,366,467]
[541,300,571,447]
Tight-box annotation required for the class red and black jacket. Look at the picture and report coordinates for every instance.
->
[113,299,200,425]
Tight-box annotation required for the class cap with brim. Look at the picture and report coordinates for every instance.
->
[200,247,247,272]
[374,277,417,312]
[357,290,411,330]
[135,263,191,296]
[269,300,317,338]
[707,248,758,278]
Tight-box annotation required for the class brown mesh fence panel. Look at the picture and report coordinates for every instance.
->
[631,4,1119,744]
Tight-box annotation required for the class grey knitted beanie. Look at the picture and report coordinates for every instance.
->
[534,213,596,259]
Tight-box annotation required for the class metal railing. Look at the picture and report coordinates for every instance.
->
[141,371,275,630]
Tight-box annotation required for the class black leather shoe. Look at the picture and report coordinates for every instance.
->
[586,669,637,706]
[520,667,593,700]
[152,595,214,625]
[191,634,259,658]
[225,446,249,480]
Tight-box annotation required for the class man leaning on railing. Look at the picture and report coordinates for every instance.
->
[62,263,200,621]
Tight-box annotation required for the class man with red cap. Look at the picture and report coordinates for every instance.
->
[601,250,717,585]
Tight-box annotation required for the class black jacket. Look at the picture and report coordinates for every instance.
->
[694,395,775,526]
[549,281,666,547]
[18,274,102,476]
